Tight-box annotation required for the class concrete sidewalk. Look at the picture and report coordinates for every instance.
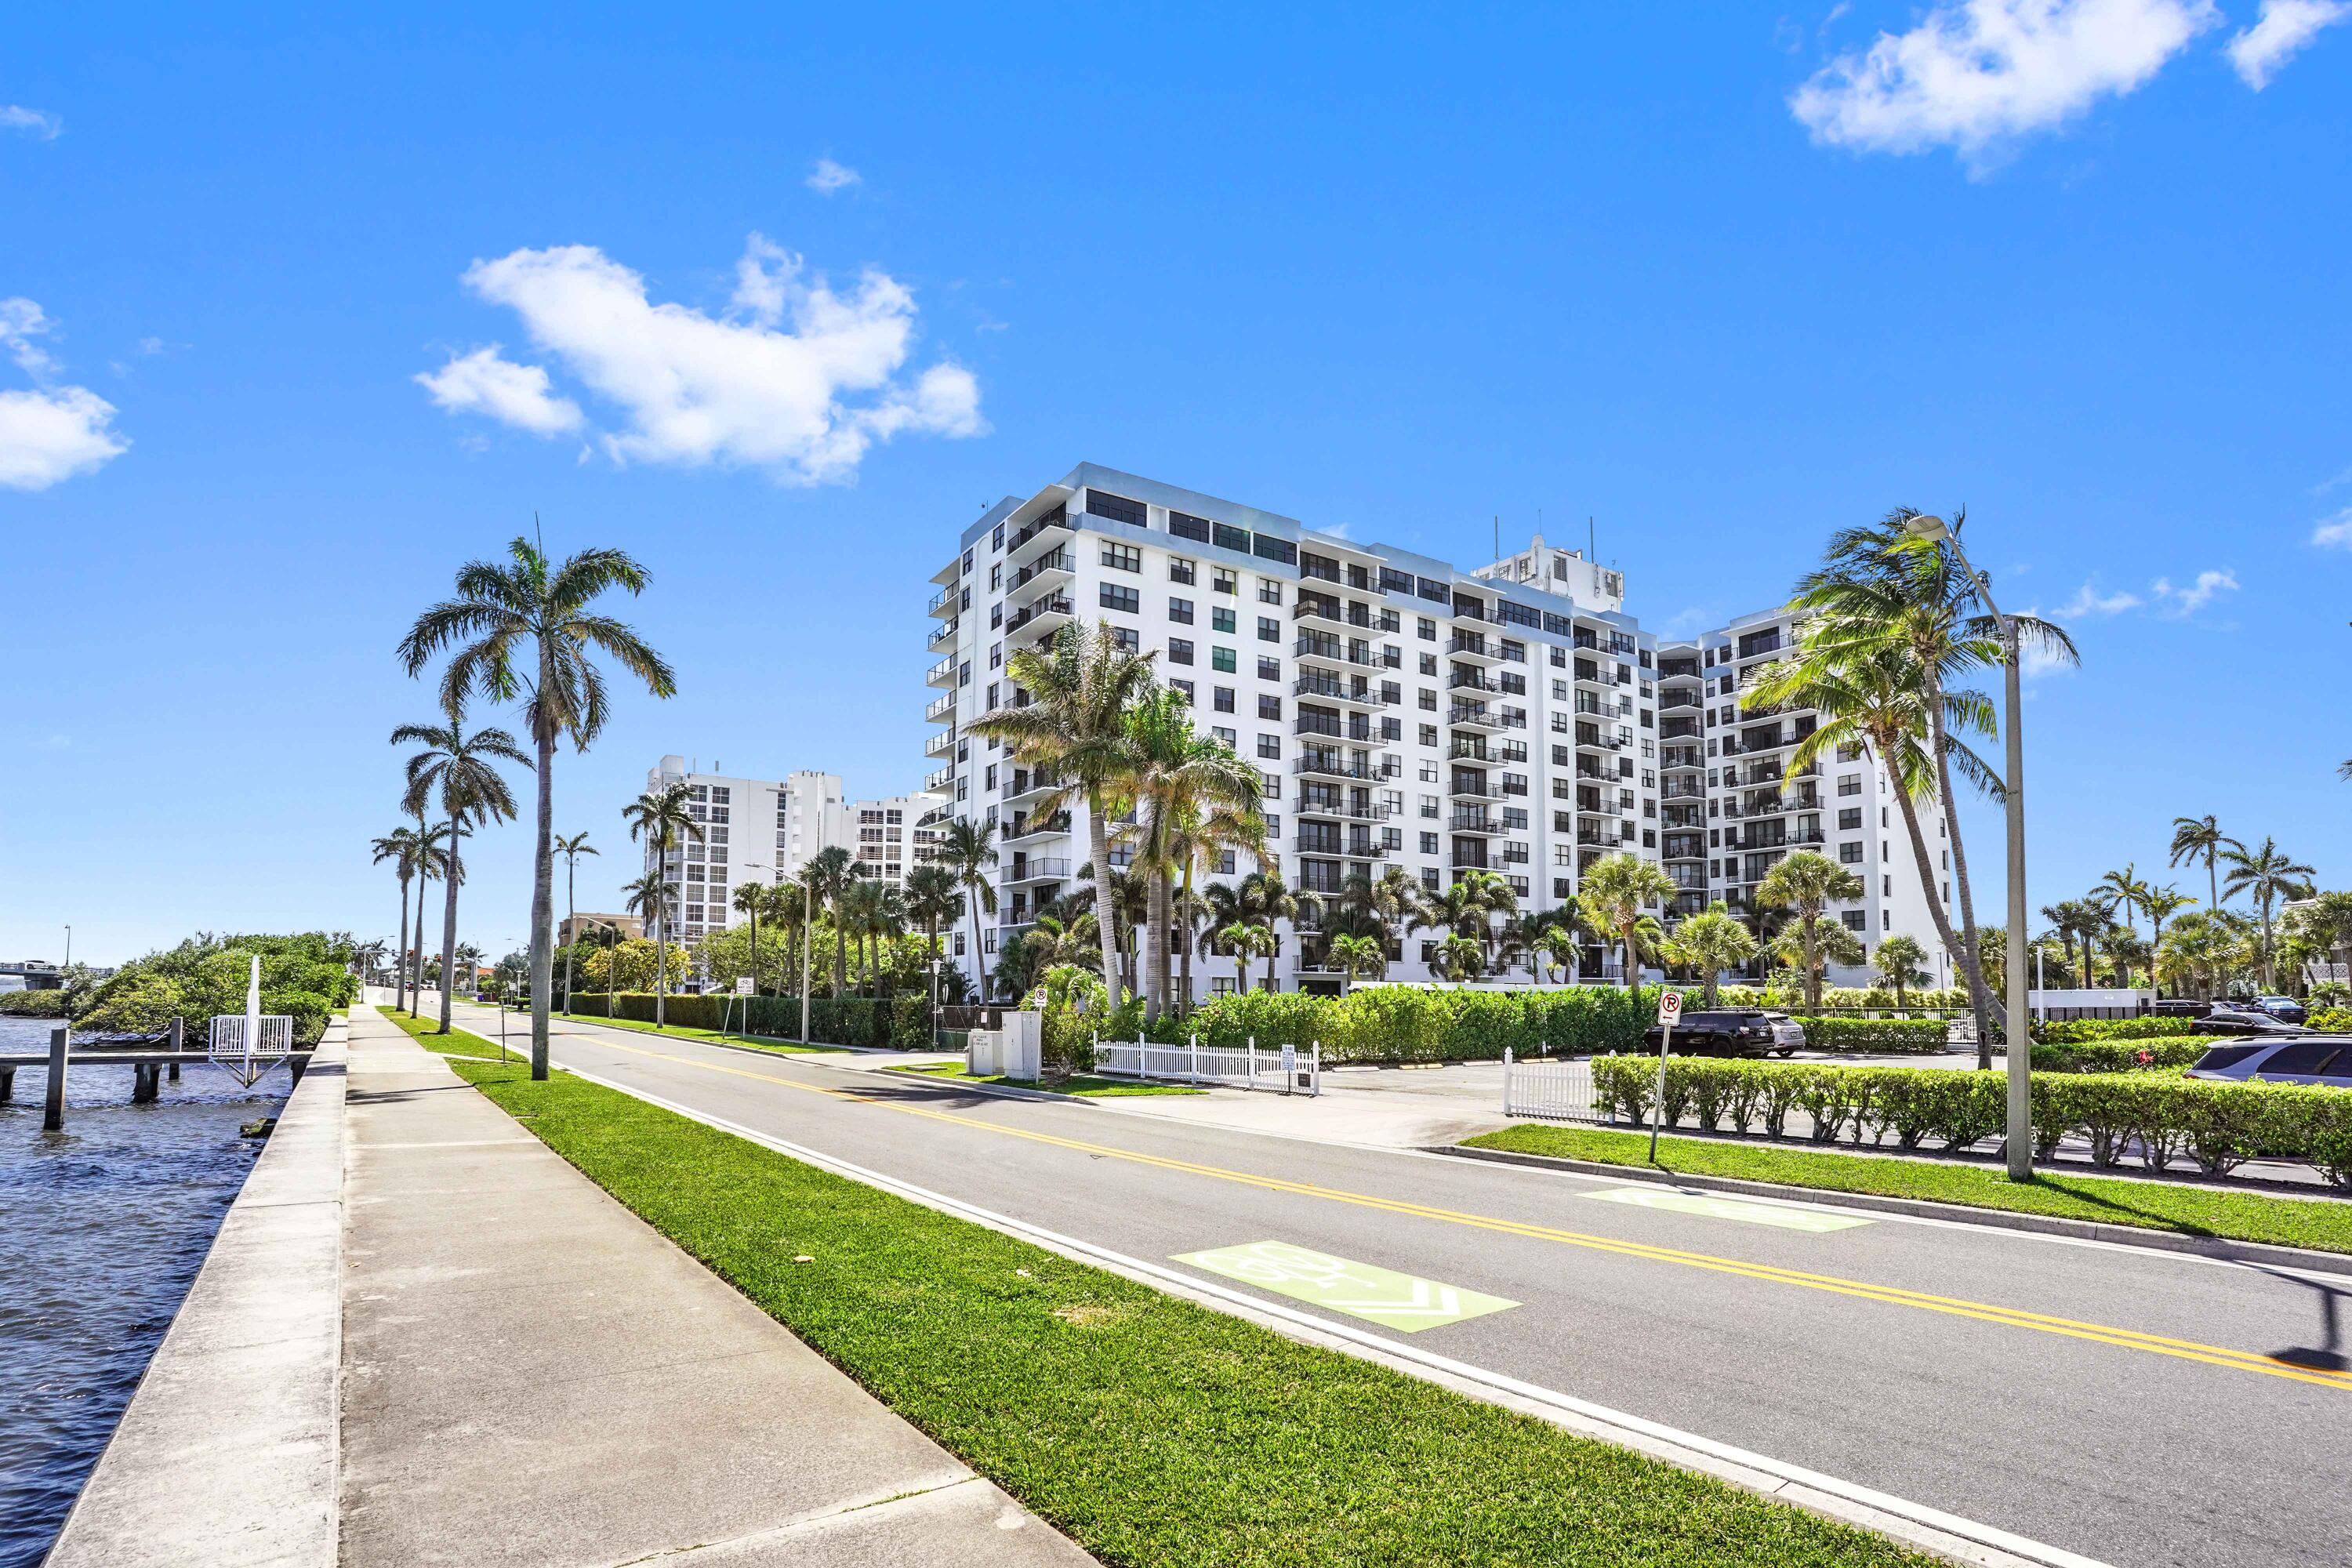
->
[339,1006,1094,1567]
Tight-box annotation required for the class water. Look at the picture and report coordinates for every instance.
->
[0,1015,289,1568]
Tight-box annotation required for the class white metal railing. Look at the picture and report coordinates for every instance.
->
[1091,1033,1321,1096]
[1500,1047,1603,1123]
[206,1014,294,1086]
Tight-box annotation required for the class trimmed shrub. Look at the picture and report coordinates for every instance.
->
[2031,1016,2204,1044]
[1788,1017,1951,1054]
[2037,1037,2207,1074]
[888,993,931,1049]
[1582,1054,2352,1189]
[2309,1007,2352,1034]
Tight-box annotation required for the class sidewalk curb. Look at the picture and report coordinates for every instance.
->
[1428,1143,2352,1278]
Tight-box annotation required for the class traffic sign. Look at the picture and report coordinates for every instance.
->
[1657,989,1682,1025]
[735,976,755,996]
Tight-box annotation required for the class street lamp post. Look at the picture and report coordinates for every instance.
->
[800,875,815,1046]
[1907,514,2034,1181]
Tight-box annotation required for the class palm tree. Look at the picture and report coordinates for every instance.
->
[350,937,390,991]
[371,826,426,1011]
[1536,925,1581,985]
[1871,932,1930,1008]
[1576,852,1677,989]
[1022,910,1104,981]
[764,880,806,1000]
[2093,863,2152,942]
[837,875,906,995]
[1746,636,1994,1032]
[394,700,527,1033]
[1218,921,1280,993]
[906,864,960,1023]
[1417,878,1494,967]
[1127,688,1265,1021]
[398,535,673,1079]
[2140,886,2194,993]
[968,620,1156,1011]
[1326,933,1386,988]
[555,830,597,1012]
[622,782,703,1025]
[1454,868,1520,972]
[731,880,770,994]
[800,846,857,996]
[1669,902,1759,1007]
[1754,851,1866,1011]
[401,811,450,1015]
[1224,869,1320,993]
[2038,898,2106,989]
[2219,837,2317,989]
[940,818,999,1000]
[1774,917,1864,1004]
[453,942,485,996]
[2158,910,2229,1001]
[1432,932,1486,981]
[622,873,673,996]
[2169,815,2242,913]
[1791,509,2074,1064]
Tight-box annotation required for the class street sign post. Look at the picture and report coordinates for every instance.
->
[1648,989,1681,1163]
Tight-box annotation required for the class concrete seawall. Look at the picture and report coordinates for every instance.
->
[45,1021,346,1568]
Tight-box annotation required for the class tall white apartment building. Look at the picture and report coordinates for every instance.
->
[924,464,1951,1000]
[640,757,944,946]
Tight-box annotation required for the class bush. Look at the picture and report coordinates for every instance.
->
[1583,1054,2352,1188]
[2031,1016,2202,1044]
[2033,1037,2208,1073]
[566,992,890,1047]
[1788,1017,1951,1054]
[0,989,67,1018]
[2310,1007,2352,1034]
[1166,984,1667,1064]
[73,931,358,1047]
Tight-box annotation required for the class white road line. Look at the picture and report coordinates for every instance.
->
[531,1048,2111,1568]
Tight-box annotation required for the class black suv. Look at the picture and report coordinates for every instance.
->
[1642,1011,1806,1058]
[2190,1007,2310,1037]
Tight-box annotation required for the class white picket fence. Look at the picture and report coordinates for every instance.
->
[1499,1047,1604,1123]
[1091,1033,1321,1096]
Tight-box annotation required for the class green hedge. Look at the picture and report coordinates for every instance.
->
[1145,985,1669,1064]
[1584,1055,2352,1187]
[2032,1037,2208,1073]
[1784,1017,1951,1054]
[2031,1016,2202,1044]
[567,992,893,1048]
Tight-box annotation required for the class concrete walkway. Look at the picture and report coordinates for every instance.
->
[339,1006,1093,1567]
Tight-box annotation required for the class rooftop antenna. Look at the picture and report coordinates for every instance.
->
[1588,516,1595,560]
[1493,515,1500,561]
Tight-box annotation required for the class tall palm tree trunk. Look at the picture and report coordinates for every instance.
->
[833,920,848,996]
[1087,797,1123,1011]
[1885,768,1976,1033]
[562,858,578,1014]
[529,727,555,1080]
[1802,913,1822,1011]
[965,888,988,1001]
[437,804,462,1033]
[2206,852,2219,913]
[655,898,668,1029]
[1930,712,1998,1069]
[394,873,412,1013]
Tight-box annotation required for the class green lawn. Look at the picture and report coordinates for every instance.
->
[381,1011,1929,1567]
[545,1007,833,1054]
[1464,1123,2352,1256]
[888,1062,1203,1098]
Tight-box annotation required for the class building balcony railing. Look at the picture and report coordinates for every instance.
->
[1294,636,1380,669]
[926,586,960,618]
[1448,811,1505,835]
[1574,662,1618,686]
[1446,633,1501,662]
[924,765,953,793]
[1447,703,1502,731]
[1448,671,1501,694]
[1003,770,1060,806]
[1005,594,1074,637]
[1003,814,1072,843]
[1004,857,1072,884]
[1007,550,1074,603]
[924,692,957,724]
[928,619,959,652]
[1294,798,1392,822]
[1446,777,1500,801]
[1293,675,1389,707]
[924,729,956,759]
[1005,509,1070,564]
[1292,754,1383,781]
[926,655,957,688]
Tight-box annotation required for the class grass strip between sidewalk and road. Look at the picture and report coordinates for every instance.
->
[1462,1123,2352,1257]
[537,1007,832,1054]
[887,1062,1203,1098]
[376,1011,1931,1568]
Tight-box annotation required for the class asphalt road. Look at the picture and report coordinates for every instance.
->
[456,1005,2351,1568]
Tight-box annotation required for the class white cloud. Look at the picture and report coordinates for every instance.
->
[2151,568,2239,615]
[415,345,583,437]
[2057,579,2141,616]
[430,235,984,484]
[1,104,61,140]
[2227,0,2350,86]
[806,158,861,194]
[1789,0,2217,160]
[2312,507,2352,550]
[0,298,128,490]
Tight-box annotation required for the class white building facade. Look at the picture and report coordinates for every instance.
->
[640,757,943,946]
[925,465,1952,1000]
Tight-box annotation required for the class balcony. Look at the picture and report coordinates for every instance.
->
[1448,670,1501,695]
[1004,813,1072,843]
[926,655,957,688]
[1448,811,1504,835]
[924,728,956,759]
[1004,857,1072,884]
[1006,593,1074,638]
[927,586,959,619]
[1005,507,1071,567]
[1574,662,1617,687]
[928,619,959,652]
[1575,730,1621,752]
[924,692,957,724]
[1447,775,1500,801]
[1446,634,1501,664]
[1293,753,1395,781]
[924,765,953,793]
[1007,550,1074,604]
[1447,703,1501,731]
[1291,593,1348,626]
[1294,674,1389,708]
[1294,797,1392,822]
[1003,769,1059,807]
[1446,739,1493,763]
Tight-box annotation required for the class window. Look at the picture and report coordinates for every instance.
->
[1838,775,1861,796]
[1258,655,1281,681]
[1839,808,1863,830]
[1170,511,1212,544]
[1258,615,1279,642]
[1418,616,1437,640]
[1212,726,1237,747]
[1258,579,1283,604]
[1214,686,1236,713]
[1109,626,1140,653]
[1169,637,1195,665]
[1842,910,1867,933]
[1214,521,1252,554]
[1171,678,1194,700]
[1418,723,1438,747]
[1211,606,1236,633]
[1839,841,1863,864]
[1169,597,1194,623]
[1170,556,1197,584]
[1258,695,1282,719]
[1253,534,1298,565]
[1099,583,1139,614]
[1101,542,1142,572]
[989,564,1002,590]
[1088,489,1146,526]
[1257,734,1281,760]
[1419,652,1438,675]
[1213,567,1238,594]
[1213,646,1236,673]
[1421,832,1439,855]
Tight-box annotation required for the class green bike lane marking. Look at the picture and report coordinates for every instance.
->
[1584,1185,1876,1232]
[1173,1240,1519,1332]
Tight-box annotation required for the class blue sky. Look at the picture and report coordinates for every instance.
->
[4,3,2347,964]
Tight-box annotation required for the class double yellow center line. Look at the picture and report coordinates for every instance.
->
[573,1032,2352,1394]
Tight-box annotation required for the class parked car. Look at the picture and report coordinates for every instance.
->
[2184,1036,2352,1087]
[1644,1010,1806,1058]
[2190,1007,2311,1037]
[2250,995,2309,1025]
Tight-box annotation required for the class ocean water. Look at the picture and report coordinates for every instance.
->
[0,1015,289,1567]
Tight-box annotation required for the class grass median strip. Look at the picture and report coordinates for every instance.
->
[379,1012,1929,1567]
[1464,1123,2352,1257]
[887,1062,1202,1098]
[540,1008,831,1054]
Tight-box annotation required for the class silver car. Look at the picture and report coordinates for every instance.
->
[2183,1036,2352,1087]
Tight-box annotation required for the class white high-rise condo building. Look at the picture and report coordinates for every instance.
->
[924,465,1952,1000]
[639,757,945,946]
